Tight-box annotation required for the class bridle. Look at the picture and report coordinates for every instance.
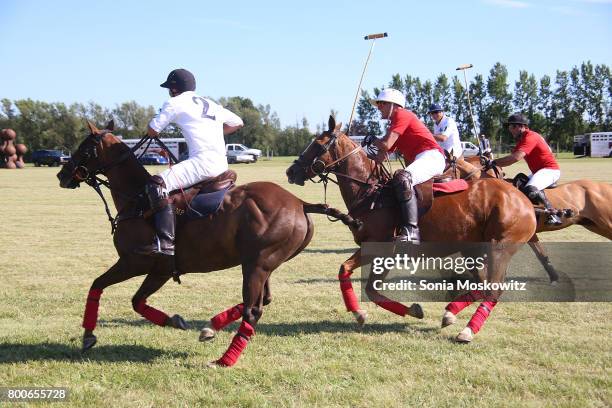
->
[292,131,390,218]
[294,131,381,187]
[67,131,178,234]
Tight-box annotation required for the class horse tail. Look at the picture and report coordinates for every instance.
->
[303,203,362,230]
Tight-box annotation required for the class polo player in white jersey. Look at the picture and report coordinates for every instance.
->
[145,68,244,264]
[428,103,463,158]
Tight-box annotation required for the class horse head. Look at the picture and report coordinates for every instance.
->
[57,119,119,189]
[286,116,349,186]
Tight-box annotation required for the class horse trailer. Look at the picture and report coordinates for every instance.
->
[573,132,612,157]
[119,137,189,161]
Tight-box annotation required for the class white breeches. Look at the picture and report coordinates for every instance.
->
[404,149,446,185]
[526,168,561,190]
[158,154,227,192]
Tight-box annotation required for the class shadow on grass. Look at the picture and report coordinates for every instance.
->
[100,318,438,336]
[302,248,357,254]
[0,342,188,364]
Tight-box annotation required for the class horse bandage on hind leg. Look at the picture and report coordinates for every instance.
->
[216,321,255,367]
[211,303,244,331]
[135,299,169,326]
[83,289,103,331]
[445,290,483,315]
[374,300,409,316]
[339,270,360,312]
[467,300,498,334]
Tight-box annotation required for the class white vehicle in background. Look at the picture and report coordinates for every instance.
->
[226,143,262,163]
[574,132,612,157]
[461,141,480,157]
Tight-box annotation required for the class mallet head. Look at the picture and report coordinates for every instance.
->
[456,64,474,71]
[364,33,388,40]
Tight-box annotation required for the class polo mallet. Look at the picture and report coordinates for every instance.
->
[456,64,478,137]
[457,64,492,159]
[345,32,388,136]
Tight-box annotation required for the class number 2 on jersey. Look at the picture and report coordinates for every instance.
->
[192,97,216,120]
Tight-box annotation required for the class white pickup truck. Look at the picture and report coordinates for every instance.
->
[226,143,262,163]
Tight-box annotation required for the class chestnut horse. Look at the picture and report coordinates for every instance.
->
[460,154,612,282]
[461,154,612,239]
[286,117,537,343]
[57,120,359,367]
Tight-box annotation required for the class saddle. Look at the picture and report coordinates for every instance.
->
[511,172,557,190]
[168,170,237,218]
[348,177,468,219]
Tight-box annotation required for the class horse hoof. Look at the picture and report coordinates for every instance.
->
[199,326,216,342]
[168,314,188,330]
[353,310,367,328]
[550,280,559,287]
[455,327,473,343]
[441,311,457,328]
[408,303,424,319]
[82,334,97,352]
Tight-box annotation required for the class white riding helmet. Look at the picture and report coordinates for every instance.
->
[370,88,406,108]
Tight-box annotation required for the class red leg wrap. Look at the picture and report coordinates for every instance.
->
[339,279,360,312]
[445,290,483,315]
[374,300,409,316]
[135,299,169,326]
[216,321,255,367]
[467,300,498,334]
[82,289,103,331]
[211,303,244,331]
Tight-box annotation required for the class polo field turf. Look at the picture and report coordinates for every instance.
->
[0,156,610,407]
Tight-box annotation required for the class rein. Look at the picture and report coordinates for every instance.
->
[76,132,179,234]
[299,132,392,219]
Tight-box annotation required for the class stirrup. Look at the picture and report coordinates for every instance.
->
[545,214,563,226]
[395,227,420,244]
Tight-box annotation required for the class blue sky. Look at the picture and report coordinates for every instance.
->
[1,0,610,131]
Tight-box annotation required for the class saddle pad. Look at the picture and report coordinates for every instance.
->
[185,187,229,219]
[433,179,469,195]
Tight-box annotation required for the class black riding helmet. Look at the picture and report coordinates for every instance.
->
[160,68,196,92]
[505,113,529,126]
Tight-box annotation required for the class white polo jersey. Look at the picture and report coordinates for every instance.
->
[149,91,243,177]
[433,115,463,157]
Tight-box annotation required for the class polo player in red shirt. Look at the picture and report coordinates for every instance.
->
[491,113,562,226]
[371,89,446,243]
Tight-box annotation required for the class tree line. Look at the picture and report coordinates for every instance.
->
[1,61,610,157]
[351,61,612,151]
[0,97,313,157]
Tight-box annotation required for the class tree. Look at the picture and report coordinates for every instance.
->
[483,63,512,152]
[351,90,381,137]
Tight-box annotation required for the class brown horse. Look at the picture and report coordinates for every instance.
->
[286,116,537,343]
[460,154,612,282]
[461,155,612,238]
[57,120,359,367]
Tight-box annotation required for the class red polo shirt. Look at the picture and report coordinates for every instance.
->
[513,129,559,173]
[388,108,443,163]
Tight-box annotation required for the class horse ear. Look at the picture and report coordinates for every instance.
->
[335,122,342,132]
[86,120,99,134]
[105,119,115,131]
[328,115,336,132]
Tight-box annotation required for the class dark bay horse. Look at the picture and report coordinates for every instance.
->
[57,120,359,367]
[286,116,537,343]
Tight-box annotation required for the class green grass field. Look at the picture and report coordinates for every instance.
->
[0,157,610,407]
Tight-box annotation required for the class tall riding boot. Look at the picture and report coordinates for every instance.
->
[145,176,176,256]
[393,170,420,244]
[523,185,563,226]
